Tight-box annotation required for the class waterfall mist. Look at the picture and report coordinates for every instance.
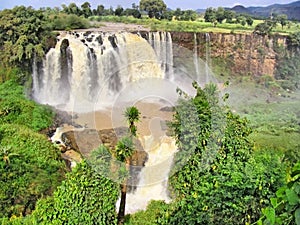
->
[33,30,218,214]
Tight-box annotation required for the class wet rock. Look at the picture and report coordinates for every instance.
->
[61,127,148,189]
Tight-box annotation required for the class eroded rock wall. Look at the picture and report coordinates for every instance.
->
[170,32,287,77]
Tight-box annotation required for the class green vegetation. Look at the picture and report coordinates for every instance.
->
[219,77,300,163]
[0,123,65,219]
[117,106,140,225]
[29,161,119,225]
[121,83,293,225]
[257,161,300,225]
[50,13,90,30]
[0,73,65,221]
[89,106,141,225]
[0,2,299,225]
[0,6,55,69]
[0,80,54,131]
[162,83,286,224]
[139,0,167,19]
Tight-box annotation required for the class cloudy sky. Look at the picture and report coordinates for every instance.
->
[0,0,296,10]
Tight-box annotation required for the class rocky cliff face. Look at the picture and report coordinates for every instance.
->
[170,32,287,77]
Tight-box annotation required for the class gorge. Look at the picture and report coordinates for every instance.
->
[32,29,289,214]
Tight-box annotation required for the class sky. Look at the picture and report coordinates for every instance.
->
[0,0,296,10]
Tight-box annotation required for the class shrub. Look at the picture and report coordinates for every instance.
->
[0,124,65,218]
[0,80,54,131]
[32,161,119,225]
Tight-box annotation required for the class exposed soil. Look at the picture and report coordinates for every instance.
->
[67,22,150,33]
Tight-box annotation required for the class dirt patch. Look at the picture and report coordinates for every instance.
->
[65,22,150,33]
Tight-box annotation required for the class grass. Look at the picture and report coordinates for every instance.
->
[221,77,300,159]
[90,15,300,34]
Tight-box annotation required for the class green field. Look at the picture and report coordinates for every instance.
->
[91,15,300,34]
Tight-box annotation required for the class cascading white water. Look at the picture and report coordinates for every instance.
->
[148,32,174,79]
[32,31,170,111]
[124,134,177,214]
[205,33,211,83]
[193,33,200,83]
[33,30,217,214]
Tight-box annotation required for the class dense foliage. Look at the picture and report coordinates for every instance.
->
[30,161,119,225]
[0,123,65,218]
[0,80,54,131]
[124,83,287,225]
[0,6,55,68]
[0,2,298,225]
[50,13,90,30]
[160,84,285,224]
[257,161,300,225]
[204,7,254,26]
[139,0,167,19]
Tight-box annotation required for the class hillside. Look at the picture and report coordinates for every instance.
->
[229,0,300,20]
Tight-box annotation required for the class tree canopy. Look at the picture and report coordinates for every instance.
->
[139,0,167,19]
[155,83,286,224]
[0,6,55,68]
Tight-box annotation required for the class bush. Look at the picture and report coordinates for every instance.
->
[0,123,65,218]
[257,161,300,225]
[158,83,286,224]
[32,161,119,225]
[51,13,90,30]
[0,80,54,131]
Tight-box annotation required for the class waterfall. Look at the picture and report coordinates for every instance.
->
[124,135,177,214]
[148,32,174,79]
[193,33,200,83]
[205,33,211,84]
[32,31,170,111]
[32,30,218,214]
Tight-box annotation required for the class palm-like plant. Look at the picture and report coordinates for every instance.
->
[117,106,140,225]
[116,136,134,225]
[124,106,140,137]
[115,136,134,162]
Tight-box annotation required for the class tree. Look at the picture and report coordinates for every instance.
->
[123,8,141,18]
[224,10,235,23]
[276,14,288,29]
[115,6,124,16]
[81,1,92,18]
[254,20,275,35]
[61,4,68,13]
[116,137,134,225]
[237,15,247,26]
[139,0,167,19]
[95,4,105,16]
[67,3,80,15]
[0,6,56,68]
[204,7,216,23]
[246,16,254,26]
[116,106,140,225]
[181,10,197,21]
[157,83,286,224]
[216,7,225,23]
[162,10,173,21]
[132,3,139,10]
[174,8,183,20]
